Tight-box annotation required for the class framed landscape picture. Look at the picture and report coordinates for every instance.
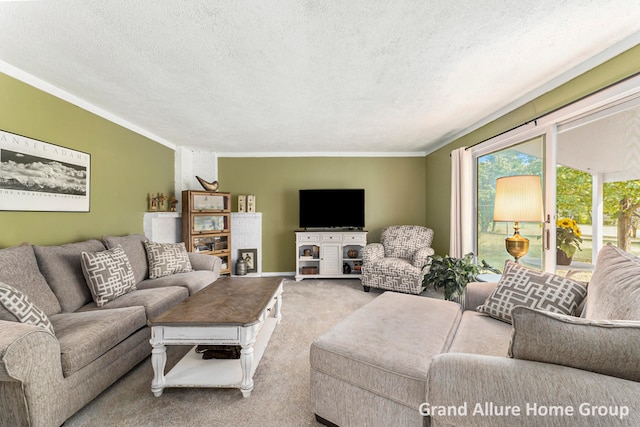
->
[0,129,90,212]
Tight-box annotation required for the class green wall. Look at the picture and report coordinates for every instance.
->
[425,44,640,257]
[0,72,175,248]
[219,157,427,272]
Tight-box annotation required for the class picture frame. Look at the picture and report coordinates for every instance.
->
[0,129,91,212]
[239,248,258,273]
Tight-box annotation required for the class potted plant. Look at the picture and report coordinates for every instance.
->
[422,253,500,305]
[556,218,582,265]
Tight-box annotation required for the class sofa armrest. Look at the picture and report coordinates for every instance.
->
[427,353,640,427]
[413,246,435,269]
[361,243,384,264]
[464,281,497,311]
[188,252,222,273]
[1,320,64,426]
[0,320,61,381]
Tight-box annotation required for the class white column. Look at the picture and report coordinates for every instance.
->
[591,173,604,264]
[174,147,218,212]
[231,212,263,276]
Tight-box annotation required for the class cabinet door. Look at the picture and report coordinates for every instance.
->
[320,243,341,275]
[192,214,229,232]
[192,193,229,211]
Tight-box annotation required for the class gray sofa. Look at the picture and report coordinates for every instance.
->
[311,243,640,427]
[0,234,221,427]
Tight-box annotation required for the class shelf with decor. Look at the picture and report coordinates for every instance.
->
[182,190,231,274]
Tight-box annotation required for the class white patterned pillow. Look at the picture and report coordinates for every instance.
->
[477,261,587,324]
[81,246,137,307]
[144,241,193,279]
[0,282,55,335]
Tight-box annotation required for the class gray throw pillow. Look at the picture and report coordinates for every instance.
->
[0,281,55,335]
[583,243,640,320]
[81,246,137,307]
[477,261,587,324]
[509,306,640,382]
[144,241,193,279]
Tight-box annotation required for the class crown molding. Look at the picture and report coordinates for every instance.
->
[216,151,426,158]
[0,60,177,150]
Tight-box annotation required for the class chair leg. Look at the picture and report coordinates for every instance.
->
[315,414,339,427]
[363,285,370,292]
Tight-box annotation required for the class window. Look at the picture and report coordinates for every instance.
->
[470,73,640,276]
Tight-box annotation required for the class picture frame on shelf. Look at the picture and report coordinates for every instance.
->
[239,248,258,273]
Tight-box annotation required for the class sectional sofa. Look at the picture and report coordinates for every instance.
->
[0,234,221,427]
[311,243,640,426]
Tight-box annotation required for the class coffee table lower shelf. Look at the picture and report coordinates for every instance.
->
[159,316,278,393]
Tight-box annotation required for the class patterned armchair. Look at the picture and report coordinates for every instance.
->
[361,225,435,294]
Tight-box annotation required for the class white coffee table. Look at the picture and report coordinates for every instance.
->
[148,276,283,397]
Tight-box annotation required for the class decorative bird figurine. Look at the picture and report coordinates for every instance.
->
[196,176,219,192]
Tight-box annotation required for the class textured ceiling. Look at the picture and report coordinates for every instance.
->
[1,1,640,155]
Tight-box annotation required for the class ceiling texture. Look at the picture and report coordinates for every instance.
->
[1,1,640,156]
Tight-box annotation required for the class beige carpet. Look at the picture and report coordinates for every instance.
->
[64,278,380,427]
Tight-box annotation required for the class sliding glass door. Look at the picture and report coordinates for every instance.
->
[555,95,640,281]
[476,136,546,271]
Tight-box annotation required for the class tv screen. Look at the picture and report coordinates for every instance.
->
[299,189,365,229]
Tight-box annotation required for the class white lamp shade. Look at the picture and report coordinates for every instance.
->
[493,175,544,222]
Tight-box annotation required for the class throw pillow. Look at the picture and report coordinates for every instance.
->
[476,261,587,324]
[0,281,55,335]
[583,243,640,320]
[144,241,193,279]
[509,306,640,382]
[81,246,137,307]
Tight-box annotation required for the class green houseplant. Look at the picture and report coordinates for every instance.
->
[422,253,500,301]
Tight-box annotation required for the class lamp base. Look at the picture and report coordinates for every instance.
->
[505,232,529,262]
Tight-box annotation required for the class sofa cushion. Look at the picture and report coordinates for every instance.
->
[49,306,146,377]
[144,241,193,279]
[76,286,189,319]
[310,292,461,409]
[137,270,218,295]
[81,246,137,307]
[103,234,149,284]
[33,239,106,312]
[0,282,55,335]
[477,261,587,324]
[447,311,512,356]
[0,244,61,316]
[509,306,640,382]
[584,243,640,320]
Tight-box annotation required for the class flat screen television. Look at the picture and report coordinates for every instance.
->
[299,189,365,229]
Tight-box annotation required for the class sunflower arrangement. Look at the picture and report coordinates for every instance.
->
[556,218,583,258]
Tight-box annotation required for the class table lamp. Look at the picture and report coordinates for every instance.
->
[493,175,544,262]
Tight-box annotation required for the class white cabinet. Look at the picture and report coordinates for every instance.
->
[295,231,367,281]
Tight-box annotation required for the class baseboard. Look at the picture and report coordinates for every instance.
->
[261,271,295,277]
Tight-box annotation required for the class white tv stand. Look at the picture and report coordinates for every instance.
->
[295,230,367,281]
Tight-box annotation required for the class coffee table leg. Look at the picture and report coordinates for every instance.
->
[240,342,254,397]
[275,293,282,323]
[150,332,167,397]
